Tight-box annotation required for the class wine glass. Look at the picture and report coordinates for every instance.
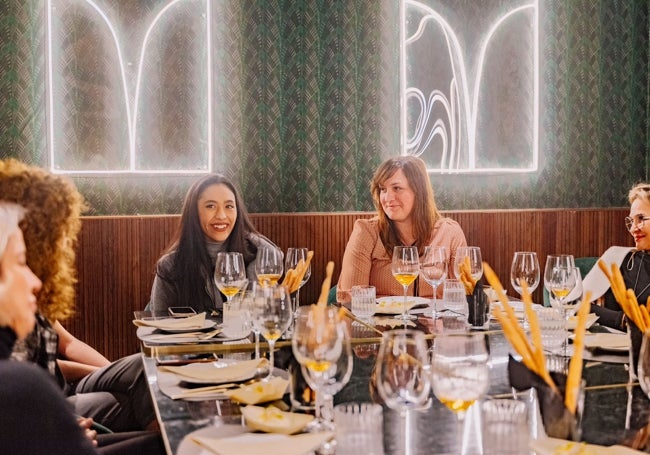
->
[431,333,489,454]
[240,284,263,360]
[543,254,575,307]
[285,247,312,313]
[421,245,448,318]
[392,246,420,321]
[454,246,483,282]
[250,284,293,380]
[510,252,540,328]
[214,252,248,305]
[292,306,352,434]
[376,329,431,452]
[255,247,284,287]
[563,267,583,318]
[549,266,577,320]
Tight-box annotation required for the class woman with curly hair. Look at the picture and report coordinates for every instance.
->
[0,159,158,436]
[150,172,278,314]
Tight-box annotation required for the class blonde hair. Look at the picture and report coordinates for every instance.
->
[0,159,87,321]
[628,183,650,205]
[370,155,440,255]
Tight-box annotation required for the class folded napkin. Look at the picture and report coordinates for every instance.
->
[530,437,643,454]
[192,431,333,455]
[159,358,265,384]
[566,313,599,331]
[241,405,314,434]
[581,333,630,350]
[132,312,206,330]
[226,376,289,405]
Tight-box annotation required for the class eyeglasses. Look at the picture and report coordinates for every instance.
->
[625,215,650,231]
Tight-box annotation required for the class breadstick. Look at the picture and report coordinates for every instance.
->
[521,281,545,375]
[316,261,335,308]
[641,304,650,331]
[626,289,646,331]
[565,292,591,414]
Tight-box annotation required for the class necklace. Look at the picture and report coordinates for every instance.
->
[630,251,650,299]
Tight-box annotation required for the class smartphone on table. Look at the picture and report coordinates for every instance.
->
[168,306,197,318]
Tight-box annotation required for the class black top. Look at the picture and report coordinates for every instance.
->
[0,325,98,454]
[592,250,650,330]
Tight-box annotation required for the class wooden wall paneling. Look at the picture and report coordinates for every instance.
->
[65,209,633,360]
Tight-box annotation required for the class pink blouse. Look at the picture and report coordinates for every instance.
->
[336,216,467,303]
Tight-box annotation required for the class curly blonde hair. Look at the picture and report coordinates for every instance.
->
[0,159,87,321]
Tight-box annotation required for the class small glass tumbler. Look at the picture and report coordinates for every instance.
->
[482,399,529,455]
[222,294,251,339]
[537,307,566,354]
[333,402,384,455]
[351,285,376,320]
[442,279,468,318]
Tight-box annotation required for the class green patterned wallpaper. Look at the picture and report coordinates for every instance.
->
[0,0,648,214]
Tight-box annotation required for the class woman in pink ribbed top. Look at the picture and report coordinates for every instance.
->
[337,156,467,303]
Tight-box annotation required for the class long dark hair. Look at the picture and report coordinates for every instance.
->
[166,173,259,304]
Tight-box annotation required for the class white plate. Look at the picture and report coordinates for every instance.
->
[177,425,246,455]
[581,333,630,352]
[159,358,265,385]
[158,320,217,333]
[375,296,429,315]
[178,425,334,455]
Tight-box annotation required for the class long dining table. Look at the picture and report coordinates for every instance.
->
[135,308,650,454]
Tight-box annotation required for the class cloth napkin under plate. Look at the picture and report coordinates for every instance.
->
[159,358,265,384]
[132,312,206,330]
[191,431,333,455]
[530,437,643,454]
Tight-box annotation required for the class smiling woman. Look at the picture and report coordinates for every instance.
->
[337,156,467,303]
[149,173,279,315]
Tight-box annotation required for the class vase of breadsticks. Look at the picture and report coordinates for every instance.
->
[485,263,590,441]
[458,256,490,329]
[597,259,650,377]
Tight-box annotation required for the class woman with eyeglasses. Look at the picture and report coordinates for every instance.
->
[582,183,650,330]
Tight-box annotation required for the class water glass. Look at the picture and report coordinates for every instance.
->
[537,307,565,353]
[443,279,468,318]
[351,285,376,320]
[222,295,251,339]
[334,402,384,455]
[481,399,529,455]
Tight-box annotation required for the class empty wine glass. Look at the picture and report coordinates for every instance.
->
[250,284,293,380]
[285,247,312,313]
[392,246,420,321]
[431,333,489,454]
[421,245,448,318]
[454,246,483,282]
[214,252,247,305]
[376,329,430,453]
[240,284,263,359]
[510,252,540,296]
[292,305,352,439]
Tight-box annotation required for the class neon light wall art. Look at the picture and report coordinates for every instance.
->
[402,0,539,174]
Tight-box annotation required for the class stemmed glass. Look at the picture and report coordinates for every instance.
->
[285,247,312,313]
[421,245,447,318]
[392,246,420,321]
[376,329,431,453]
[454,246,483,282]
[214,252,248,305]
[563,267,583,318]
[292,306,352,435]
[250,284,293,380]
[510,251,541,327]
[548,264,578,319]
[543,254,575,308]
[255,247,283,288]
[431,333,489,454]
